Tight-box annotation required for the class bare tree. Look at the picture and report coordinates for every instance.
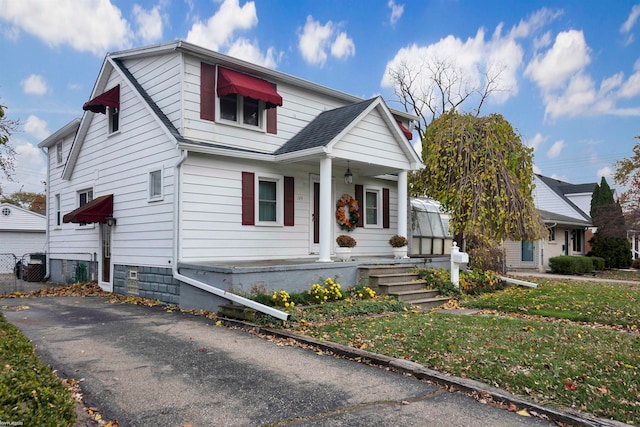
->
[386,57,505,141]
[0,98,19,194]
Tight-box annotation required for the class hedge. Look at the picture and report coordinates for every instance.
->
[548,255,593,275]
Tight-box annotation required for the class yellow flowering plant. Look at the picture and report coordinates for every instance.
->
[271,290,295,308]
[308,277,344,304]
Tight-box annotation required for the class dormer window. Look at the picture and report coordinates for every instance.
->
[200,63,281,134]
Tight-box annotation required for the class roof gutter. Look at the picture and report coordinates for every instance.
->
[171,149,288,321]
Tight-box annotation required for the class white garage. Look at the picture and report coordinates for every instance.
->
[0,203,46,273]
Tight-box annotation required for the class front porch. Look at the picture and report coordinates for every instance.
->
[175,255,450,312]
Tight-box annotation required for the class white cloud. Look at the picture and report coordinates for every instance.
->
[388,0,404,26]
[226,38,277,68]
[330,32,355,59]
[509,8,563,39]
[185,0,278,68]
[186,0,257,51]
[298,16,334,66]
[380,8,561,111]
[21,74,47,95]
[620,4,640,35]
[546,139,565,158]
[0,0,133,56]
[524,30,591,91]
[550,173,568,181]
[0,138,47,195]
[526,132,547,152]
[23,115,50,140]
[298,16,355,66]
[597,166,613,180]
[133,3,163,44]
[532,163,542,174]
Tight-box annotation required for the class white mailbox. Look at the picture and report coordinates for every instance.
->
[450,242,468,288]
[451,251,468,264]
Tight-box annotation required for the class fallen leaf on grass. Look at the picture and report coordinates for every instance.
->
[516,409,531,417]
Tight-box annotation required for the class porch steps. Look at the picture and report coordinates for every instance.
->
[359,265,450,310]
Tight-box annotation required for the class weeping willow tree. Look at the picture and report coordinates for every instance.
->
[411,110,545,249]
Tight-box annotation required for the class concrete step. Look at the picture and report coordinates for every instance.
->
[391,289,441,302]
[359,264,417,277]
[368,273,422,286]
[410,297,451,311]
[376,280,429,293]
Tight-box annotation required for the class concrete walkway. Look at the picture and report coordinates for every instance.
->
[0,296,561,427]
[507,270,640,285]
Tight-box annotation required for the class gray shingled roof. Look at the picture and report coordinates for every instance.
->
[275,98,377,155]
[538,209,592,226]
[536,174,595,222]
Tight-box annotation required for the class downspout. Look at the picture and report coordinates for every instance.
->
[40,147,50,280]
[171,149,288,321]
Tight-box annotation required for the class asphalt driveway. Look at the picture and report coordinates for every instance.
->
[0,297,558,427]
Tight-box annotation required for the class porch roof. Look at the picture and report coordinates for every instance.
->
[275,98,376,155]
[538,209,592,227]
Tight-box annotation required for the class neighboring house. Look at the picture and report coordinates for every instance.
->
[39,40,426,317]
[0,203,46,270]
[504,174,596,271]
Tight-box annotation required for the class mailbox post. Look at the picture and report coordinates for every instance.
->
[450,242,469,288]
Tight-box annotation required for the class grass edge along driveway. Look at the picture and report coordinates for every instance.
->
[291,277,640,425]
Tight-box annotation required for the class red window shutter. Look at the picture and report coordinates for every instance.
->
[201,63,216,121]
[242,172,255,225]
[355,184,364,227]
[383,188,390,229]
[266,83,278,134]
[284,176,294,226]
[267,107,277,134]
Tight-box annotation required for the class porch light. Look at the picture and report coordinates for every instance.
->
[344,161,353,184]
[106,216,117,227]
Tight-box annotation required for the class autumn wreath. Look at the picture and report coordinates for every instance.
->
[335,193,360,232]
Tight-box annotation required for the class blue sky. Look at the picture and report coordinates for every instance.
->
[0,0,639,195]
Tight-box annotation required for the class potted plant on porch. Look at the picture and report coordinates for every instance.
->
[335,235,357,262]
[389,235,409,259]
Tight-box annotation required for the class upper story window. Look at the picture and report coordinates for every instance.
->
[82,85,120,135]
[148,169,163,201]
[56,142,63,165]
[200,63,281,134]
[219,94,261,128]
[108,106,119,134]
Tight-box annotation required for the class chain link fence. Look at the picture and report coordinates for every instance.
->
[0,253,18,293]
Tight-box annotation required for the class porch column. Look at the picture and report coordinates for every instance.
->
[397,170,408,238]
[318,157,333,262]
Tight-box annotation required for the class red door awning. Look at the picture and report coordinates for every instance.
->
[217,68,282,109]
[63,194,114,224]
[83,85,120,114]
[397,121,413,140]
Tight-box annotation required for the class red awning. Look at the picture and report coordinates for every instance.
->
[83,85,120,114]
[397,121,413,140]
[63,194,114,224]
[217,68,282,109]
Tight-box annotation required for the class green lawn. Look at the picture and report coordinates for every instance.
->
[284,278,640,424]
[464,277,640,328]
[0,311,76,425]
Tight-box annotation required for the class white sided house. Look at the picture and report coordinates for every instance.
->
[504,174,595,271]
[39,40,432,317]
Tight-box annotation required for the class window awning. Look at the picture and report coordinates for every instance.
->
[63,194,114,224]
[83,85,120,114]
[217,68,282,109]
[397,121,413,140]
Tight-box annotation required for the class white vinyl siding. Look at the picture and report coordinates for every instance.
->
[48,65,179,266]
